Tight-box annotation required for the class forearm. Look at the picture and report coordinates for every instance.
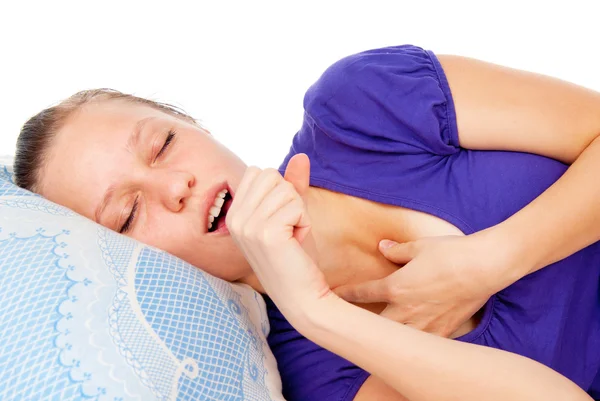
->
[296,296,591,401]
[484,135,600,283]
[440,54,600,286]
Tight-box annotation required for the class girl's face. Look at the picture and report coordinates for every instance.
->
[40,99,253,282]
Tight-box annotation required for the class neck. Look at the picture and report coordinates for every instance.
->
[239,186,401,293]
[242,186,479,338]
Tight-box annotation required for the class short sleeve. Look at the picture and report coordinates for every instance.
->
[590,369,600,400]
[304,44,460,156]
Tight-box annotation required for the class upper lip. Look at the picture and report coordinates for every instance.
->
[202,181,232,233]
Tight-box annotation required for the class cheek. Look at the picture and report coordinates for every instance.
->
[138,219,250,282]
[179,133,245,177]
[176,134,213,163]
[138,218,200,261]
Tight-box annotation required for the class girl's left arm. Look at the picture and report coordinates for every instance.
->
[335,55,600,336]
[299,294,592,401]
[440,54,600,278]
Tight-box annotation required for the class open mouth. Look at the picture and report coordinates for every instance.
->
[207,189,233,233]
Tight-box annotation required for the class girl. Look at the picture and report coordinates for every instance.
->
[14,45,599,399]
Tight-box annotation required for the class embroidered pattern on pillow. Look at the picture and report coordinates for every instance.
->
[0,168,279,401]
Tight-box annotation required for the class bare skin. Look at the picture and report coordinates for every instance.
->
[38,49,600,400]
[39,98,478,401]
[40,98,472,323]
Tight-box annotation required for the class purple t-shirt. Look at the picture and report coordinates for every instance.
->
[266,45,600,400]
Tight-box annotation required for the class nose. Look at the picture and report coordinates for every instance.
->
[156,170,195,212]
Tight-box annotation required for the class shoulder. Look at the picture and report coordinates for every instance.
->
[304,44,437,113]
[300,44,459,156]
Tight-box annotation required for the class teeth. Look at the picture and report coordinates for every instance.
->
[207,189,229,231]
[209,205,221,217]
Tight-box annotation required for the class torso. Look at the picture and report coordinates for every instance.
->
[267,44,600,400]
[311,186,478,338]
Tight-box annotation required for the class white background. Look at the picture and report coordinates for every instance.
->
[1,0,599,168]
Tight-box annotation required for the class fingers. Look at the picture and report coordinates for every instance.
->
[379,305,456,338]
[229,167,283,224]
[231,166,262,204]
[378,306,434,334]
[247,180,311,243]
[406,319,454,338]
[229,166,311,246]
[338,286,442,333]
[379,305,407,322]
[252,180,299,220]
[379,239,418,265]
[333,279,391,304]
[435,325,455,338]
[253,198,310,245]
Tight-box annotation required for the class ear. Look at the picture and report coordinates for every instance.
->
[283,153,310,197]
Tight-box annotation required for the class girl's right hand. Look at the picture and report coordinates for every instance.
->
[226,154,335,325]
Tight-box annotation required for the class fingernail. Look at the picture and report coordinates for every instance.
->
[379,240,397,250]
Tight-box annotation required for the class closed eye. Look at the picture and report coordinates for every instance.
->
[155,129,176,161]
[119,196,139,234]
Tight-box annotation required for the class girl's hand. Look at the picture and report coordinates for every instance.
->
[334,234,508,337]
[226,154,333,324]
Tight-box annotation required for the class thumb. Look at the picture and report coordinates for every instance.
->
[333,279,390,304]
[284,153,310,198]
[379,239,417,265]
[283,153,311,245]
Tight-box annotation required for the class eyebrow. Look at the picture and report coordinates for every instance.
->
[94,184,117,224]
[126,117,155,153]
[94,117,154,224]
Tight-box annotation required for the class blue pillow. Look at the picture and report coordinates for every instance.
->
[0,160,284,400]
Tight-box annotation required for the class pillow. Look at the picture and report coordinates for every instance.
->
[0,158,284,400]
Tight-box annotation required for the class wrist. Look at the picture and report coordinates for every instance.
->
[470,225,530,293]
[286,292,347,335]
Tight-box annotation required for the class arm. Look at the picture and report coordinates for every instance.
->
[355,376,410,401]
[334,51,600,337]
[299,295,592,401]
[439,54,600,280]
[227,158,591,401]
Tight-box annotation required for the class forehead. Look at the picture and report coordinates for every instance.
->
[40,100,170,218]
[64,100,172,136]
